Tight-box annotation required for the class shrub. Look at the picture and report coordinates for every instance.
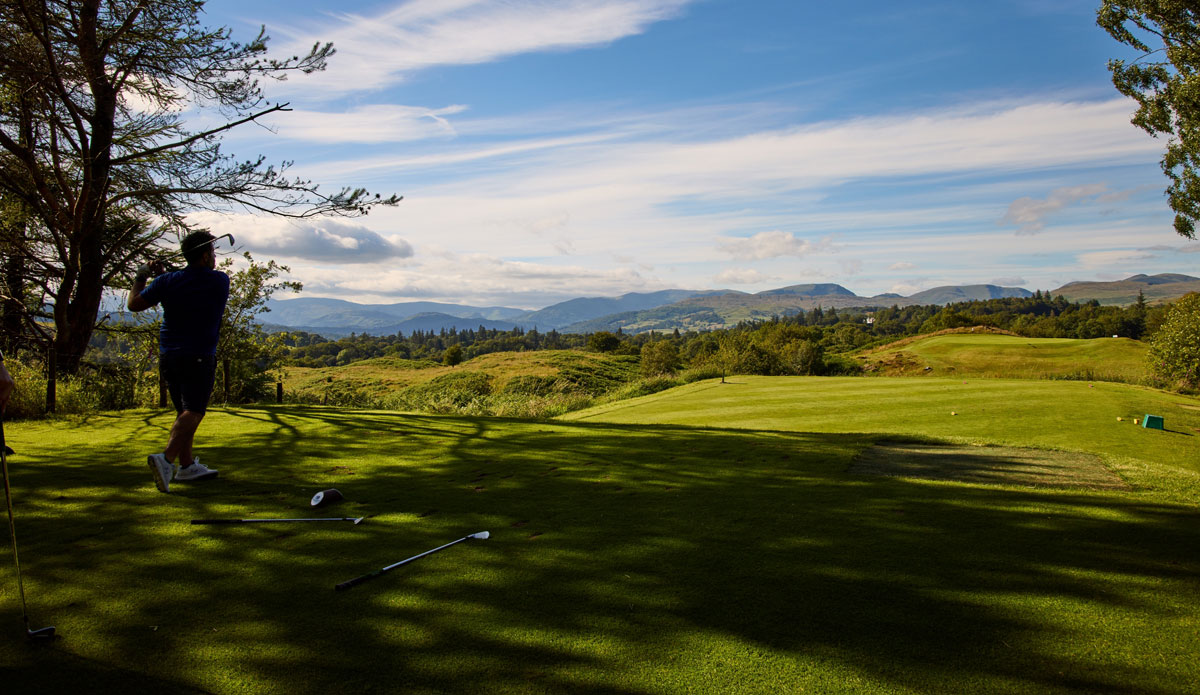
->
[1147,292,1200,390]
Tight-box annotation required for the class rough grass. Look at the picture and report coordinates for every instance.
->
[1,377,1197,694]
[281,350,639,415]
[856,333,1150,382]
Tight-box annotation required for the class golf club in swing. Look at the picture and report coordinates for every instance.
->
[335,531,490,592]
[154,233,237,273]
[1,419,56,640]
[191,516,365,525]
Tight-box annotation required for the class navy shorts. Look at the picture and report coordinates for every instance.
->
[161,353,217,415]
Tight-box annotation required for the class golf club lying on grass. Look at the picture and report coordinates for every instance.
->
[1,419,56,640]
[191,517,364,525]
[335,531,490,592]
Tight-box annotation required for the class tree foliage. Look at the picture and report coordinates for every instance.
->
[216,253,301,403]
[1147,291,1200,387]
[1098,0,1200,238]
[0,0,397,372]
[639,340,680,377]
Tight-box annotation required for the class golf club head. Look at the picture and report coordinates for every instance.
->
[310,488,344,508]
[469,531,490,540]
[352,517,365,525]
[2,445,12,456]
[26,626,56,640]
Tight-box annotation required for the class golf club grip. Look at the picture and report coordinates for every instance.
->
[336,570,385,591]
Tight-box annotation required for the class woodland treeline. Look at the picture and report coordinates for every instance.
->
[279,292,1162,369]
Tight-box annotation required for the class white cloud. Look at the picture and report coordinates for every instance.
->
[191,213,413,264]
[714,268,776,285]
[718,231,832,261]
[295,254,659,307]
[840,259,863,276]
[990,276,1028,286]
[1078,249,1156,269]
[275,105,466,143]
[999,183,1110,233]
[271,0,695,98]
[888,261,916,270]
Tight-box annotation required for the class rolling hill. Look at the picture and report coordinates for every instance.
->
[1049,273,1200,305]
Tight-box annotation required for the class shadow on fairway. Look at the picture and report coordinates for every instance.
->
[2,405,1197,694]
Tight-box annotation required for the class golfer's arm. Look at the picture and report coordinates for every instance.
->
[127,274,152,312]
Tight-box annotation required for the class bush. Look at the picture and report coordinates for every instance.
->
[1147,292,1200,390]
[679,365,723,383]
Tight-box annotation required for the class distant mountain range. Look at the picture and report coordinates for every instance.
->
[261,273,1198,337]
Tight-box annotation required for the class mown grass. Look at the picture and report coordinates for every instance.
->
[0,376,1197,694]
[856,333,1150,383]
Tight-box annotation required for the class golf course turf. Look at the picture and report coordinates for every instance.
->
[1,376,1197,693]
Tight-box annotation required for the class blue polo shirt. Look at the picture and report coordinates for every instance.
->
[140,266,231,356]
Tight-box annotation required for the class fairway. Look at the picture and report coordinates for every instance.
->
[0,377,1197,694]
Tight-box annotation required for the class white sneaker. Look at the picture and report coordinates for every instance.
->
[147,453,175,493]
[175,458,218,482]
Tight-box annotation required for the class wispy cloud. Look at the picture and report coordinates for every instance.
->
[999,183,1111,234]
[1078,249,1156,269]
[275,105,466,143]
[271,0,695,97]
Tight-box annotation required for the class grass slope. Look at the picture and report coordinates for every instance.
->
[0,378,1197,693]
[282,350,636,401]
[856,333,1149,382]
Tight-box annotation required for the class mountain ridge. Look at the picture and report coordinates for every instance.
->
[261,273,1198,336]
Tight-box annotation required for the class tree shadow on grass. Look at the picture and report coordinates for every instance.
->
[2,405,1198,694]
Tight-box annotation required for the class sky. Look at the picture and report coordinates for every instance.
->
[185,0,1199,309]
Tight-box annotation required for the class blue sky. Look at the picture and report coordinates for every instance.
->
[186,0,1198,308]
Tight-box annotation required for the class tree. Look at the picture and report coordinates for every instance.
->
[215,253,301,403]
[0,0,399,373]
[640,340,680,377]
[1147,292,1200,388]
[443,344,464,367]
[588,331,621,353]
[1098,1,1200,238]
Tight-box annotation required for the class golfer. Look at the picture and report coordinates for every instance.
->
[128,231,231,493]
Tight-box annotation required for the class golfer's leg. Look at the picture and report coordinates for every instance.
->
[164,410,205,464]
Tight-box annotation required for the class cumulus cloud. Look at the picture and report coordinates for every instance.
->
[196,215,414,263]
[990,276,1027,286]
[999,184,1110,234]
[718,231,832,261]
[840,259,863,276]
[888,261,916,270]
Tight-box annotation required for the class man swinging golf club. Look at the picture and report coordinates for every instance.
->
[128,231,231,492]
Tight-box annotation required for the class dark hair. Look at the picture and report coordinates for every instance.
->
[181,231,216,266]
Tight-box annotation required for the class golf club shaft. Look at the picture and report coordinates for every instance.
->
[1,418,47,636]
[162,233,235,271]
[191,517,362,524]
[335,536,470,592]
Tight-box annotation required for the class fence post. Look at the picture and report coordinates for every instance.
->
[276,381,283,404]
